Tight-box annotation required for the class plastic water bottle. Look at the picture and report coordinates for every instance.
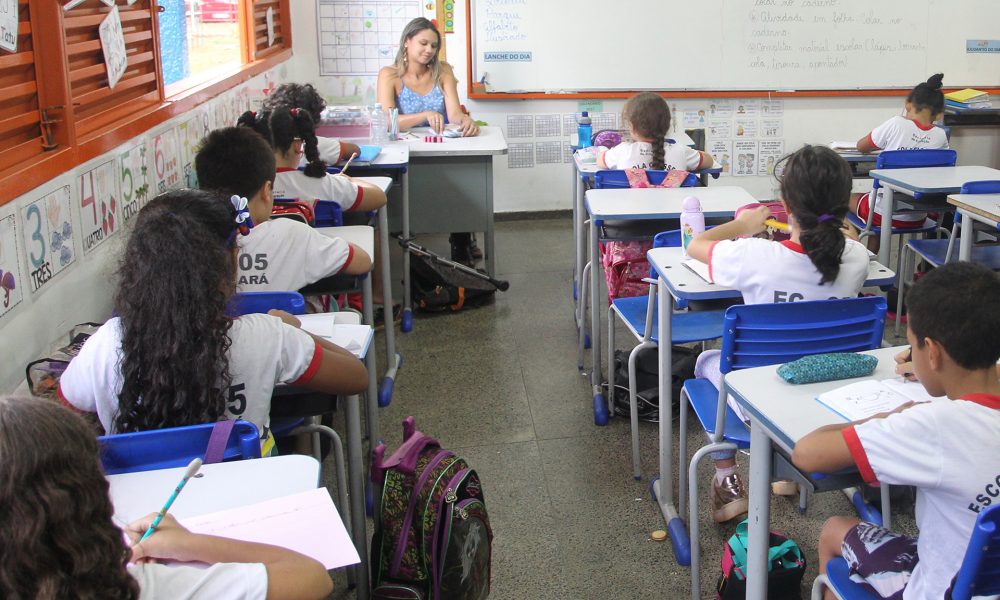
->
[370,103,389,144]
[577,111,592,149]
[680,195,705,257]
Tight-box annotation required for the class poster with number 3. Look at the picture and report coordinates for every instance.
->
[21,186,75,294]
[0,214,23,317]
[79,159,121,255]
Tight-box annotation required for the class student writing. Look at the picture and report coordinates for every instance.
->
[263,82,360,166]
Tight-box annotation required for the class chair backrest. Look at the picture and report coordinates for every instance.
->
[274,197,343,227]
[951,503,1000,600]
[229,291,306,316]
[98,421,261,475]
[874,148,957,170]
[960,180,1000,195]
[593,169,700,189]
[717,297,887,374]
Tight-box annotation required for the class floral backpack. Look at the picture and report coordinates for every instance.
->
[601,169,690,302]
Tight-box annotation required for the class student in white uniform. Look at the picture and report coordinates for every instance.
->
[687,145,868,523]
[237,107,387,213]
[57,190,368,454]
[854,74,949,233]
[794,263,1000,600]
[263,82,360,166]
[196,126,372,293]
[0,397,333,600]
[597,92,712,172]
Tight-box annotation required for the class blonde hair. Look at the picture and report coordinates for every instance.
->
[393,18,445,86]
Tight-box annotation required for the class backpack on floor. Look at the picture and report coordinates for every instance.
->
[371,417,493,600]
[410,252,497,312]
[607,345,699,422]
[717,520,806,600]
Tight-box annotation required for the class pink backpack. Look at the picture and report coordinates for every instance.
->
[734,202,790,241]
[601,169,689,302]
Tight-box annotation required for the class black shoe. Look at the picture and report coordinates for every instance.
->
[449,232,476,266]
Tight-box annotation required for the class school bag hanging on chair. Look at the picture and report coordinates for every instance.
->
[371,417,493,600]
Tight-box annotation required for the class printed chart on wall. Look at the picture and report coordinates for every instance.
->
[177,114,209,188]
[682,99,786,177]
[79,160,122,255]
[0,214,23,318]
[21,186,75,295]
[151,129,182,194]
[119,140,150,225]
[317,0,422,76]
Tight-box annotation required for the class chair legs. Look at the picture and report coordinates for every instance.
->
[687,440,738,600]
[811,574,833,600]
[628,341,654,480]
[577,261,591,370]
[291,420,350,535]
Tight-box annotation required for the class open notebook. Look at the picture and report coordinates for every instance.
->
[816,378,942,422]
[296,314,372,358]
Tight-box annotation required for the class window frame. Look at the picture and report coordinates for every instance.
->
[0,0,291,207]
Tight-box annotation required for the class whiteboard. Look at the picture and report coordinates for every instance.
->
[470,0,1000,93]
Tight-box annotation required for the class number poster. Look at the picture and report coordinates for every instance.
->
[79,159,121,254]
[151,128,181,194]
[0,214,23,317]
[177,116,203,188]
[21,185,75,294]
[119,140,150,223]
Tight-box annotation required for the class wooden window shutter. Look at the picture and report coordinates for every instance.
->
[250,0,290,60]
[63,0,163,143]
[0,0,46,180]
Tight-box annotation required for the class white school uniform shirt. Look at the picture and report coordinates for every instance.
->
[129,562,267,600]
[864,116,950,223]
[707,237,870,304]
[273,168,364,211]
[843,394,1000,600]
[237,218,356,292]
[316,135,344,164]
[57,314,321,444]
[600,140,704,171]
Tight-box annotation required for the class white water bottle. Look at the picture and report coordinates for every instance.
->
[680,195,705,257]
[370,103,388,144]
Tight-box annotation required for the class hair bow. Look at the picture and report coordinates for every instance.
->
[231,195,254,236]
[290,107,299,117]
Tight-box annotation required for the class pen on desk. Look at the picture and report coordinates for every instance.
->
[764,218,790,232]
[139,458,202,542]
[340,152,358,176]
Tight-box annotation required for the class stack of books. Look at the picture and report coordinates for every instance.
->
[944,88,993,110]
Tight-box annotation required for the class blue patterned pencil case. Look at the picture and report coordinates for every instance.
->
[776,353,878,385]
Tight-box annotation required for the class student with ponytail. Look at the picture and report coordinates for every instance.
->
[685,144,869,523]
[56,189,368,452]
[597,92,712,171]
[237,107,387,212]
[854,74,949,233]
[263,82,361,165]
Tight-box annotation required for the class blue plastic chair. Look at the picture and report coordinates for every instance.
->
[99,421,262,475]
[593,169,701,189]
[812,503,1000,600]
[681,297,888,600]
[604,230,727,481]
[896,180,1000,335]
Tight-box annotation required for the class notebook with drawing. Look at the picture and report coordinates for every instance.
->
[816,378,942,422]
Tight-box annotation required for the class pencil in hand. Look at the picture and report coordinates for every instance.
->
[339,152,358,176]
[139,458,203,542]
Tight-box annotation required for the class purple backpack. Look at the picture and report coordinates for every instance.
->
[371,417,492,600]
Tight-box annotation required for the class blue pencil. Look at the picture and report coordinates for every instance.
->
[139,458,203,542]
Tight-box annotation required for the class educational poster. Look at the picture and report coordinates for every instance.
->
[316,0,422,76]
[734,118,757,138]
[760,99,784,117]
[562,113,580,136]
[760,118,783,138]
[683,108,708,129]
[150,129,182,194]
[708,140,732,177]
[20,185,75,294]
[735,99,760,118]
[176,116,203,188]
[78,159,121,254]
[535,141,563,164]
[507,143,534,169]
[591,112,617,132]
[323,75,377,105]
[758,141,785,177]
[534,114,561,137]
[707,100,734,118]
[733,140,758,177]
[506,115,533,138]
[0,213,23,317]
[119,140,150,223]
[99,5,127,89]
[707,119,731,139]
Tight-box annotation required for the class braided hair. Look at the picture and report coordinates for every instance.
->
[622,92,672,170]
[907,73,945,116]
[775,145,853,285]
[237,107,328,178]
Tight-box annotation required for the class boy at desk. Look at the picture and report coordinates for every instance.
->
[793,262,1000,600]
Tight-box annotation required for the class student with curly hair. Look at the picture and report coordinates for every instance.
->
[56,189,368,452]
[0,396,333,599]
[263,82,361,166]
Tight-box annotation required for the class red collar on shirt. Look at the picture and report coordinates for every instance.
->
[906,118,935,131]
[960,394,1000,410]
[779,240,806,254]
[276,167,298,173]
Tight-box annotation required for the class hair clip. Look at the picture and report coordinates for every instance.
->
[817,214,836,224]
[290,108,298,117]
[231,195,254,236]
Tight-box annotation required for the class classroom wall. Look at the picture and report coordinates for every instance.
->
[0,70,284,394]
[290,1,997,213]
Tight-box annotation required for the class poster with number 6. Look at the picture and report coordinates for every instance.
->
[0,214,24,317]
[79,159,121,255]
[151,128,182,194]
[119,140,150,223]
[21,186,75,294]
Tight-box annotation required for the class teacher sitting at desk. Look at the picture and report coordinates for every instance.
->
[377,17,482,265]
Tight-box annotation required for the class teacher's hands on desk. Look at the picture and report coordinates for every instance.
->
[421,111,479,136]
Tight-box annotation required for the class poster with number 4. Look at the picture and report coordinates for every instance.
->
[0,214,23,317]
[21,186,75,294]
[79,159,121,254]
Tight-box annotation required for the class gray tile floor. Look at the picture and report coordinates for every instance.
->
[329,217,914,599]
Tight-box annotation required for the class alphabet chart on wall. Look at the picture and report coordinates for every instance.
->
[0,213,23,318]
[20,185,75,295]
[317,0,422,76]
[119,140,150,224]
[151,128,182,194]
[79,159,121,255]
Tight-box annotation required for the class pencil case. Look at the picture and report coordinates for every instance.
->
[776,353,878,385]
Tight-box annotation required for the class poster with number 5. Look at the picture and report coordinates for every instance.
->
[151,128,182,194]
[79,159,121,255]
[21,186,75,294]
[0,214,24,317]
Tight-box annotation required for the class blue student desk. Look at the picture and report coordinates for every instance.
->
[946,193,1000,262]
[645,247,895,576]
[867,165,1000,267]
